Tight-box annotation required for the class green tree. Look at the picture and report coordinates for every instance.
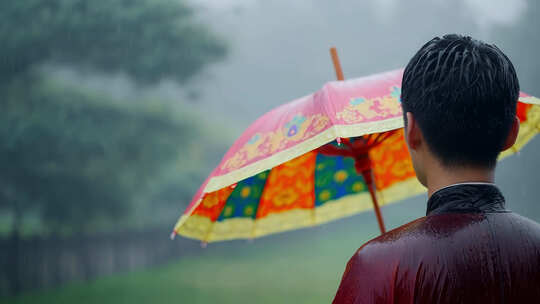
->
[0,0,227,237]
[2,77,210,233]
[1,0,226,83]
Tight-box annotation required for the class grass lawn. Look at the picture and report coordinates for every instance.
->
[1,198,425,304]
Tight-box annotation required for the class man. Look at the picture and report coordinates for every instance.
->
[333,34,540,303]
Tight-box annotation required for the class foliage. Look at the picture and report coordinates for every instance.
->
[0,0,228,235]
[0,0,226,83]
[0,75,218,233]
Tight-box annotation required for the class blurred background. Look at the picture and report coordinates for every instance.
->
[1,0,539,303]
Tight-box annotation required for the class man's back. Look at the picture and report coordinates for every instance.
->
[333,184,540,303]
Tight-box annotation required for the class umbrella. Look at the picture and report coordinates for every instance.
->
[172,48,540,243]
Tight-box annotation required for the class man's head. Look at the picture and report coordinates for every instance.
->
[401,34,520,186]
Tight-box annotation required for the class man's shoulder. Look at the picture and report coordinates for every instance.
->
[487,211,540,242]
[340,217,437,292]
[358,215,450,250]
[351,216,432,263]
[353,212,490,261]
[499,211,540,229]
[353,211,540,263]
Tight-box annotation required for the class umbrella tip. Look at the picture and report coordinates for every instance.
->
[511,146,520,156]
[170,231,176,240]
[337,137,342,145]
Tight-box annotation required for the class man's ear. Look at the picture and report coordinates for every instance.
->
[501,116,520,151]
[405,112,422,150]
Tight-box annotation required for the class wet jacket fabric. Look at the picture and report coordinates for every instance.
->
[333,184,540,304]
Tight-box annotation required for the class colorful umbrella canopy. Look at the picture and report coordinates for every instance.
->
[172,68,540,243]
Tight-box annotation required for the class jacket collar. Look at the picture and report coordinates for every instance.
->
[426,183,507,216]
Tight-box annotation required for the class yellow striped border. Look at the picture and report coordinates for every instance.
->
[520,96,540,105]
[175,177,425,242]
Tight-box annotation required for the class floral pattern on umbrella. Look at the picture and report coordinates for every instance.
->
[173,69,540,243]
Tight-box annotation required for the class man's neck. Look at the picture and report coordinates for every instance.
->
[425,163,495,198]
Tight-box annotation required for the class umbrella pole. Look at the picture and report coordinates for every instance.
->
[362,170,386,234]
[330,47,386,235]
[330,47,345,81]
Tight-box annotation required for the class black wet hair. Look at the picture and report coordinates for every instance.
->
[401,34,519,168]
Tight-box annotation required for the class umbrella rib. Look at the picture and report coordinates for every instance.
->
[359,135,368,145]
[374,131,395,145]
[318,145,354,158]
[372,133,383,145]
[367,134,376,145]
[342,137,355,149]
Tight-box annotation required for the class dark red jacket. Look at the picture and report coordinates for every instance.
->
[333,184,540,304]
